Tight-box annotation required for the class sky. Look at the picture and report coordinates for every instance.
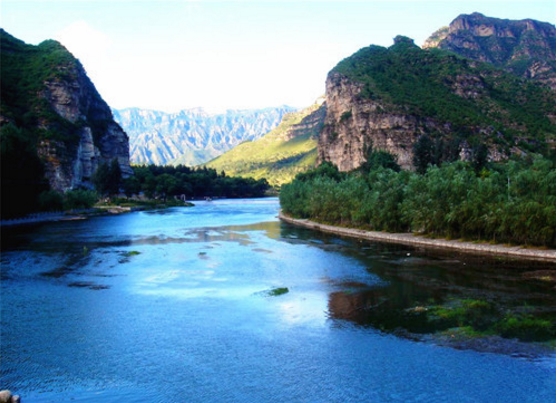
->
[1,0,556,113]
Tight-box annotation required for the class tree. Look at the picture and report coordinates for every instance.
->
[362,150,400,173]
[93,158,122,196]
[412,135,434,174]
[123,176,141,198]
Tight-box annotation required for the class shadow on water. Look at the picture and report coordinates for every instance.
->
[280,224,556,353]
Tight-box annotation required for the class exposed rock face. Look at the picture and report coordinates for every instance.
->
[280,98,326,142]
[318,16,555,173]
[423,13,556,87]
[113,106,296,166]
[38,65,132,191]
[319,73,443,171]
[0,30,132,193]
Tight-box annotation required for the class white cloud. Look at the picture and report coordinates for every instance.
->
[55,20,112,66]
[54,21,115,98]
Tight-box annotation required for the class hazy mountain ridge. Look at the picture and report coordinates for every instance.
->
[206,100,326,187]
[113,106,296,166]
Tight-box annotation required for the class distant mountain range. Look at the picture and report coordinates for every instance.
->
[206,99,326,187]
[1,13,555,216]
[112,106,296,166]
[213,12,555,183]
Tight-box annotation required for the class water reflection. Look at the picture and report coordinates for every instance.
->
[1,199,555,402]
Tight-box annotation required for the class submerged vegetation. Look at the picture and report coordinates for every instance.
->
[280,152,556,248]
[426,299,555,342]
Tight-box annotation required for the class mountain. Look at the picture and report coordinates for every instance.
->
[0,29,131,216]
[112,106,296,166]
[423,13,556,88]
[318,30,555,172]
[206,99,325,187]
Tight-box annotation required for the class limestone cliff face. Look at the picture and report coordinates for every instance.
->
[0,30,131,193]
[319,73,446,171]
[318,16,555,173]
[37,64,132,192]
[423,13,556,87]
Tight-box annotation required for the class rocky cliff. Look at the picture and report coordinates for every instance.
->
[318,27,555,172]
[319,71,425,171]
[0,29,131,194]
[113,106,296,166]
[423,13,556,88]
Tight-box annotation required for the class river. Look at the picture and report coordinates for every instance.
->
[1,198,555,402]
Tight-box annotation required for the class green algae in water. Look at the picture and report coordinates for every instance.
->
[258,287,289,297]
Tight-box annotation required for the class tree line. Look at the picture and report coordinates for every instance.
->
[120,164,270,200]
[6,161,270,218]
[279,152,555,248]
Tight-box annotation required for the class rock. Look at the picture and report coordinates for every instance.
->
[0,30,132,193]
[0,390,11,403]
[423,13,556,88]
[318,72,434,171]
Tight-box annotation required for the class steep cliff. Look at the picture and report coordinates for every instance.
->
[318,34,555,172]
[113,106,296,166]
[423,13,556,87]
[0,29,131,198]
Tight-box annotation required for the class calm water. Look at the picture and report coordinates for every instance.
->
[1,198,555,402]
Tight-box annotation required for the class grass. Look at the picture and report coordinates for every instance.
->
[206,102,323,187]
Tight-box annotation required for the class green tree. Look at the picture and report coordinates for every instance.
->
[93,159,122,196]
[361,150,400,173]
[412,135,435,174]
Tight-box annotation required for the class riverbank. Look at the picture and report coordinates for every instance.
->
[278,212,556,262]
[0,207,137,227]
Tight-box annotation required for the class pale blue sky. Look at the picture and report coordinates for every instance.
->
[2,0,555,112]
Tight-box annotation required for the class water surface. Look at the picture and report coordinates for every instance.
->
[1,198,555,402]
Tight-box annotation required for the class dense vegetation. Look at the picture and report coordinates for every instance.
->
[3,159,270,218]
[0,29,85,145]
[123,165,270,200]
[0,29,102,218]
[331,36,555,156]
[280,152,555,248]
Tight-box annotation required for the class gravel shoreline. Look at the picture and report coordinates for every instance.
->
[278,212,556,262]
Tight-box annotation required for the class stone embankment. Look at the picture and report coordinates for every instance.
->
[279,213,556,262]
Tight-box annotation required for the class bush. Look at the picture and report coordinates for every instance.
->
[63,189,98,210]
[38,190,64,212]
[279,155,555,247]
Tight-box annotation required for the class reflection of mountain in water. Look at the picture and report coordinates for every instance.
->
[326,245,555,349]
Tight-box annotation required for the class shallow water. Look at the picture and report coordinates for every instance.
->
[1,198,555,402]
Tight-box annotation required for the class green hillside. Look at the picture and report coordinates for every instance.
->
[331,36,555,154]
[205,101,325,188]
